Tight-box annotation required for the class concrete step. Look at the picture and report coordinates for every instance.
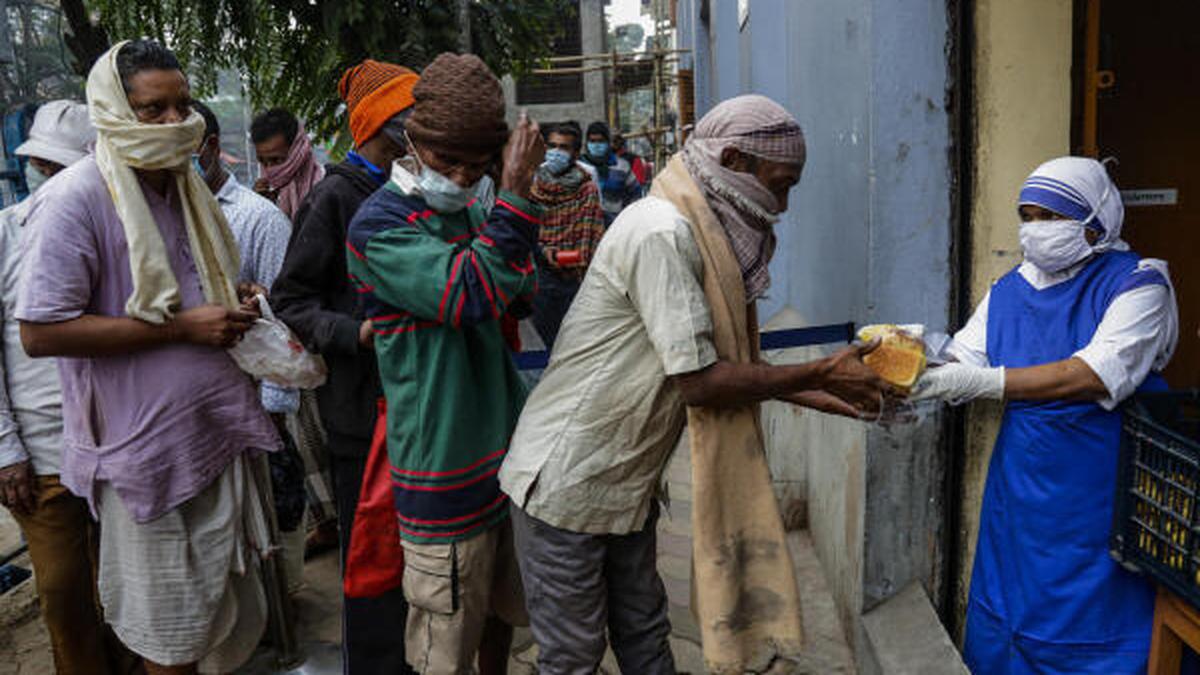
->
[789,529,857,673]
[862,583,967,675]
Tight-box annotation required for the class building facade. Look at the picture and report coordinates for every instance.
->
[501,0,608,130]
[674,0,1199,671]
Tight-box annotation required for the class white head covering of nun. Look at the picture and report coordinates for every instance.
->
[1018,156,1129,253]
[1018,155,1179,370]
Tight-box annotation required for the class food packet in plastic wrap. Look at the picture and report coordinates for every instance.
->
[228,294,328,389]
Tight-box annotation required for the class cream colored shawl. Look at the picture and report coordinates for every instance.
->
[87,40,240,323]
[652,155,805,673]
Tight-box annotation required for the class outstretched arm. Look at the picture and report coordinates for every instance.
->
[673,342,892,412]
[21,306,256,358]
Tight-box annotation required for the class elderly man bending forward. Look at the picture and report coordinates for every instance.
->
[499,95,893,674]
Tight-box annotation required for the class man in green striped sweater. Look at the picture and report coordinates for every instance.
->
[346,53,546,674]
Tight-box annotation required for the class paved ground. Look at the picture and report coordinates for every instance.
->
[0,446,854,673]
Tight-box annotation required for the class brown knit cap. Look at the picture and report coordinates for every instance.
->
[405,53,509,161]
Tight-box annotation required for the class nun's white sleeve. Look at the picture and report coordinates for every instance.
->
[946,291,991,368]
[1074,282,1175,411]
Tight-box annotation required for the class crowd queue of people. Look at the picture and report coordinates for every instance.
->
[0,34,1181,675]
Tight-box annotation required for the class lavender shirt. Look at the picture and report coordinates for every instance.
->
[15,157,281,523]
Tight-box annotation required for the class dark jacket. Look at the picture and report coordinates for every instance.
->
[272,161,382,457]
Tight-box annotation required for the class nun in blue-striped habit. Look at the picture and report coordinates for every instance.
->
[914,156,1180,673]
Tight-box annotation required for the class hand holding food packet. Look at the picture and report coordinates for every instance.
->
[853,323,950,425]
[857,324,928,391]
[852,322,1006,423]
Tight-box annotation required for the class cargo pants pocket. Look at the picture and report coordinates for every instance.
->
[401,541,458,615]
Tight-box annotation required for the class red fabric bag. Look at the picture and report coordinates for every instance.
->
[343,399,404,598]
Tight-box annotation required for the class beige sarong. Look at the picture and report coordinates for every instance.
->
[652,156,805,673]
[96,454,270,671]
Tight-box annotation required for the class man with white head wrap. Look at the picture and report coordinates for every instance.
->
[0,101,139,675]
[913,156,1179,673]
[14,40,282,674]
[500,95,895,673]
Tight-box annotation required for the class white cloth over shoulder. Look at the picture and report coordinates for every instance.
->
[87,40,241,322]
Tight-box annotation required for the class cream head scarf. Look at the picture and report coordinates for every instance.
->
[87,40,240,324]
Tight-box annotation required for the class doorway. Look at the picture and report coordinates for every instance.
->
[1073,0,1200,387]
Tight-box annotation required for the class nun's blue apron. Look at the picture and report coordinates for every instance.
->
[963,251,1169,674]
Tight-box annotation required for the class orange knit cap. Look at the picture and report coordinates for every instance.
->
[338,59,420,146]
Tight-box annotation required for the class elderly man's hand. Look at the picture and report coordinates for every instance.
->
[500,111,545,199]
[820,341,899,414]
[0,460,36,515]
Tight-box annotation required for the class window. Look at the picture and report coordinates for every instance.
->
[516,1,585,105]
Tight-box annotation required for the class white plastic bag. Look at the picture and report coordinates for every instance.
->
[228,294,327,389]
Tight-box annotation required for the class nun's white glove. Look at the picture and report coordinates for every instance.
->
[910,363,1005,405]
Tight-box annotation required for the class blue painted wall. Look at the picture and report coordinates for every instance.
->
[674,1,957,661]
[676,0,952,332]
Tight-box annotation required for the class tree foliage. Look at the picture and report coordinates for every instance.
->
[65,0,571,139]
[1,0,83,109]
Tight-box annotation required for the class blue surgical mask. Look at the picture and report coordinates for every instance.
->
[191,152,205,177]
[417,165,477,213]
[23,163,48,194]
[586,141,609,159]
[541,148,573,175]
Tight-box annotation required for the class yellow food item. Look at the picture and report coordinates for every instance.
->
[857,324,927,390]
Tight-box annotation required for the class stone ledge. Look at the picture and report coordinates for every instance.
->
[862,582,967,675]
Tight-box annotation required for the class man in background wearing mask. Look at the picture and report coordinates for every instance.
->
[16,40,281,673]
[499,95,891,673]
[580,120,642,225]
[251,107,325,221]
[271,58,419,674]
[612,132,649,187]
[529,121,605,348]
[911,157,1178,673]
[346,52,544,674]
[0,100,138,675]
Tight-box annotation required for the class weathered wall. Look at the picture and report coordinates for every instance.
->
[675,0,954,667]
[956,0,1074,636]
[502,0,607,128]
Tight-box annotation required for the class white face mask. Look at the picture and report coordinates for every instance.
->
[23,163,49,195]
[1019,219,1092,273]
[406,131,479,213]
[1018,177,1114,273]
[417,165,477,213]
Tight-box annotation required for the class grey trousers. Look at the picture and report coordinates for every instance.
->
[510,503,676,675]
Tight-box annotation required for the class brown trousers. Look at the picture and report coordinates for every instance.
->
[10,474,138,675]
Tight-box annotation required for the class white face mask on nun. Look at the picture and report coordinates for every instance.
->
[1019,180,1112,274]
